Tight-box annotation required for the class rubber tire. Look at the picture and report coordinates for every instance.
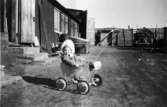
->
[92,74,102,87]
[55,77,67,91]
[77,81,90,95]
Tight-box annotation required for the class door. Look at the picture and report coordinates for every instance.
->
[21,0,35,43]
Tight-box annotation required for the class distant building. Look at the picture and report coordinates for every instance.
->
[95,28,133,47]
[87,17,95,45]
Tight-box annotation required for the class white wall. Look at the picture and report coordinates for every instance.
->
[87,17,95,45]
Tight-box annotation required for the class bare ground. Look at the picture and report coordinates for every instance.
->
[1,46,167,107]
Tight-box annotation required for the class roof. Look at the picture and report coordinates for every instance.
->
[48,0,80,23]
[67,8,87,23]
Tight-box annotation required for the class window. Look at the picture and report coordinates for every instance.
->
[68,19,71,35]
[68,19,79,37]
[54,8,60,32]
[60,13,68,34]
[64,15,68,34]
[74,22,79,37]
[60,13,65,33]
[71,20,75,36]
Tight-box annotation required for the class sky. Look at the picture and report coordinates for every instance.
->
[76,0,167,28]
[57,0,76,8]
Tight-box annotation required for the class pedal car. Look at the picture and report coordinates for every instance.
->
[55,61,103,95]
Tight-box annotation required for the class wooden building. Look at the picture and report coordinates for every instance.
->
[95,28,133,47]
[67,8,87,39]
[1,0,87,53]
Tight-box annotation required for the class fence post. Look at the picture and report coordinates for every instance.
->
[122,29,125,47]
[131,29,133,46]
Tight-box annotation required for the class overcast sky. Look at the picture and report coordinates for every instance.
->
[76,0,167,28]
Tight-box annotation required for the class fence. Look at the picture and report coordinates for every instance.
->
[96,27,167,49]
[117,29,133,47]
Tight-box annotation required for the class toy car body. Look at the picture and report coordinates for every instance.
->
[55,73,102,95]
[55,61,103,95]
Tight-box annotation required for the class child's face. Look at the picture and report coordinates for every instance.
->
[63,46,72,55]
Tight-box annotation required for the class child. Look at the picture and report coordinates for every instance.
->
[60,39,102,86]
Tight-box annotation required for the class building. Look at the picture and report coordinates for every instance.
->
[87,17,95,45]
[67,8,87,39]
[95,28,133,47]
[0,0,87,53]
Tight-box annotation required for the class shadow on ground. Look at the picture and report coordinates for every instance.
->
[22,76,80,95]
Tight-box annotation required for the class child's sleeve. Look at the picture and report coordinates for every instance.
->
[61,55,81,67]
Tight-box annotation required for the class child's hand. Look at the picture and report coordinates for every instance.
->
[89,62,95,71]
[57,51,63,55]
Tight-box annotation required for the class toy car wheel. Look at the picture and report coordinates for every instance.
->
[92,74,102,87]
[55,77,67,91]
[77,81,90,95]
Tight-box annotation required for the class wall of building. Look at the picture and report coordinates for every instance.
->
[96,28,133,47]
[35,0,55,52]
[35,0,81,53]
[1,0,82,53]
[87,17,95,45]
[0,0,4,32]
[5,0,17,42]
[67,9,87,39]
[161,27,167,52]
[0,0,8,33]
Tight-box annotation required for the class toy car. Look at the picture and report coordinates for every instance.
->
[55,73,102,95]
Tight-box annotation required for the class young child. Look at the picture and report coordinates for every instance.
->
[60,38,101,85]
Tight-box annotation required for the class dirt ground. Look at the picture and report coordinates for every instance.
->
[1,46,167,107]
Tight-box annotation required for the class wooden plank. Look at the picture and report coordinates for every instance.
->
[15,0,18,34]
[15,0,19,43]
[6,0,16,42]
[3,0,8,33]
[21,0,35,43]
[11,0,16,42]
